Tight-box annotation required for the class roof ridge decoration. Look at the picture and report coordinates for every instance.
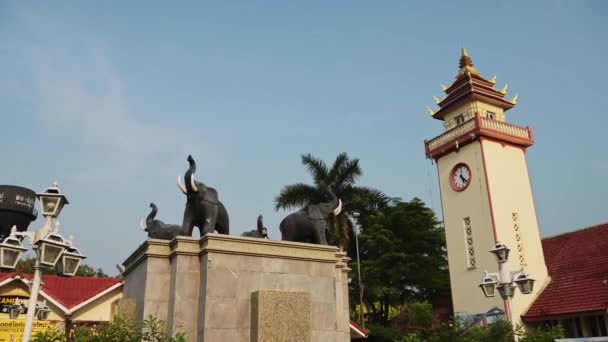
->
[426,47,516,120]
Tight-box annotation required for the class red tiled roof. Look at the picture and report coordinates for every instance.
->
[0,272,123,310]
[350,320,370,337]
[523,223,608,321]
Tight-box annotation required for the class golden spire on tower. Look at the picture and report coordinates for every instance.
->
[458,47,479,75]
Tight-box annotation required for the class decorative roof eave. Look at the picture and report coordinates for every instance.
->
[432,92,515,120]
[430,48,516,120]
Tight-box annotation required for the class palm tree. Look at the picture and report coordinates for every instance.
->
[274,153,389,249]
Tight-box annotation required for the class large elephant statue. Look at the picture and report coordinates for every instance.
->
[140,203,183,240]
[177,155,230,236]
[279,184,342,245]
[241,215,268,239]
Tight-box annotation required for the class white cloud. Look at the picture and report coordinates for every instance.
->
[10,8,219,183]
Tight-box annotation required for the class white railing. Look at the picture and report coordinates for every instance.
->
[479,117,530,139]
[426,116,532,153]
[426,119,476,151]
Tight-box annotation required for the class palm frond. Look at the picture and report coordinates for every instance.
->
[301,153,328,185]
[274,183,318,211]
[333,157,362,186]
[342,186,390,213]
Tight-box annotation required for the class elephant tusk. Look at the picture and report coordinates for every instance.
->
[190,174,199,192]
[177,174,187,194]
[140,218,147,231]
[333,199,342,216]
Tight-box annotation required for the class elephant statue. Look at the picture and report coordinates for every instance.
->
[241,215,269,239]
[177,155,230,236]
[279,184,342,245]
[140,203,183,240]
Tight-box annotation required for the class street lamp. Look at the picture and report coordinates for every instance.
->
[351,211,365,329]
[0,182,84,342]
[479,241,534,339]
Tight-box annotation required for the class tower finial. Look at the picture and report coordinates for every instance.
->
[461,46,469,58]
[458,47,479,75]
[459,46,474,69]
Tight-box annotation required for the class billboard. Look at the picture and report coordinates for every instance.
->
[0,289,58,341]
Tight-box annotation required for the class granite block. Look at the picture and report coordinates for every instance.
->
[251,291,311,342]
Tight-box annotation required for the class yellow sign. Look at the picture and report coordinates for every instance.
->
[0,320,56,342]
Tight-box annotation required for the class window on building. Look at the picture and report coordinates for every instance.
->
[487,111,495,120]
[586,315,607,337]
[463,217,475,269]
[513,213,526,265]
[563,318,584,338]
[455,114,465,125]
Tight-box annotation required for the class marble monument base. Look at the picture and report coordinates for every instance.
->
[122,234,351,342]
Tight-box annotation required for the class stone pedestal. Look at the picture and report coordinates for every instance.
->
[122,234,351,342]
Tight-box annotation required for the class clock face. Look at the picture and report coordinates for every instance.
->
[450,163,472,191]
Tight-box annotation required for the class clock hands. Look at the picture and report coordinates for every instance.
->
[459,174,468,183]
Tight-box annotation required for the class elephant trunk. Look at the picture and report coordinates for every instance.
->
[146,203,158,228]
[257,215,263,230]
[325,185,342,216]
[184,155,199,193]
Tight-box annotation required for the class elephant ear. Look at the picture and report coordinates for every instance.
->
[307,205,325,220]
[206,187,219,204]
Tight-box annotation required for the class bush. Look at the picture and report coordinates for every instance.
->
[32,315,186,342]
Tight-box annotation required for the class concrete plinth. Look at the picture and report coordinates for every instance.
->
[122,234,351,342]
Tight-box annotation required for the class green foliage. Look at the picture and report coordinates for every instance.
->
[274,152,389,248]
[354,198,449,325]
[15,257,109,277]
[31,315,185,342]
[407,301,434,329]
[518,324,563,342]
[31,328,66,342]
[380,319,563,342]
[365,322,403,342]
[74,264,109,277]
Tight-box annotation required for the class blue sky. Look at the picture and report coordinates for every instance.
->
[1,1,606,274]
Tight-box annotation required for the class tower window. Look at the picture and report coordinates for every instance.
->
[455,114,465,125]
[463,217,476,269]
[513,213,526,265]
[487,111,495,120]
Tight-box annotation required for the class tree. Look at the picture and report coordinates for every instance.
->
[274,153,389,249]
[354,198,449,325]
[14,257,108,277]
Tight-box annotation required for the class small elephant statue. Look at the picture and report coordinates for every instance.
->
[140,203,183,240]
[279,183,342,245]
[177,155,230,236]
[241,215,269,239]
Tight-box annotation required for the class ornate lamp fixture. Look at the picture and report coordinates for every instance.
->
[489,242,510,263]
[57,246,86,276]
[36,182,69,218]
[514,271,535,294]
[0,228,27,269]
[479,271,499,297]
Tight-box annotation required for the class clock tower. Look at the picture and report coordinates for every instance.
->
[424,48,548,327]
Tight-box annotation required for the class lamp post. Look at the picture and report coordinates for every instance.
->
[0,182,85,342]
[479,242,535,340]
[352,211,365,329]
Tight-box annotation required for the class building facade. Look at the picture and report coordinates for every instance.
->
[0,272,123,339]
[424,48,549,328]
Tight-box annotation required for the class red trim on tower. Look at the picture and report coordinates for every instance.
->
[479,139,498,241]
[479,138,510,318]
